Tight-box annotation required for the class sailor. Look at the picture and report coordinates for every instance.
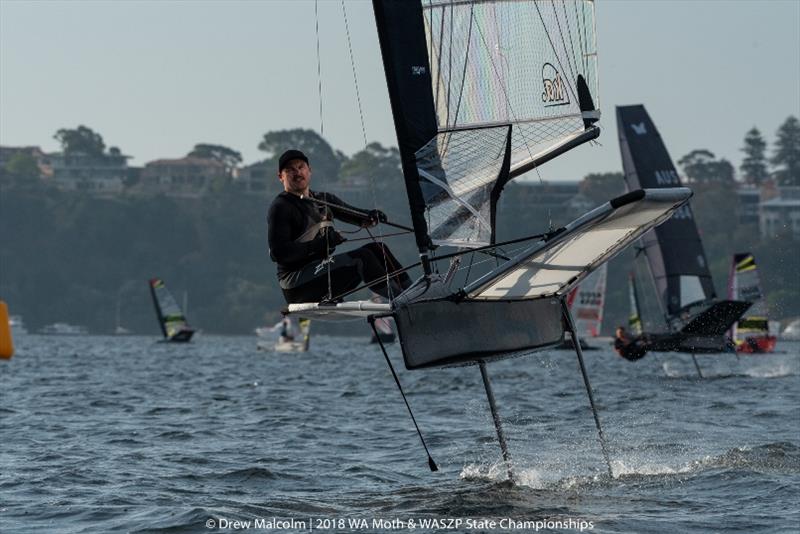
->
[613,325,648,362]
[278,317,294,342]
[267,149,412,304]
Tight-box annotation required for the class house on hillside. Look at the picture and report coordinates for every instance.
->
[760,186,800,239]
[50,150,129,194]
[236,160,273,194]
[735,185,761,225]
[138,157,226,197]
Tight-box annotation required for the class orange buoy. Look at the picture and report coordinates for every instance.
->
[0,300,14,359]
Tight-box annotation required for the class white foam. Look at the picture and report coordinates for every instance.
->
[459,462,546,489]
[743,362,796,378]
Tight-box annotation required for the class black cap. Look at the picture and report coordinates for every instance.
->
[278,149,309,171]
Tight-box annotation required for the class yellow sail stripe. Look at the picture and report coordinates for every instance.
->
[735,254,756,272]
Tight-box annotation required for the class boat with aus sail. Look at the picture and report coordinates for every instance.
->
[286,0,692,480]
[617,104,751,356]
[148,278,195,343]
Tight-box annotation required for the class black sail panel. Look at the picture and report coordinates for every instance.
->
[616,105,716,317]
[373,0,438,252]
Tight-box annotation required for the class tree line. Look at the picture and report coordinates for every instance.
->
[1,122,798,336]
[4,115,798,189]
[677,116,799,185]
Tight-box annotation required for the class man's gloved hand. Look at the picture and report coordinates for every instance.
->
[365,209,388,228]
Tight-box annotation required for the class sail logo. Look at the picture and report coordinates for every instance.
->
[541,63,569,107]
[411,65,426,76]
[631,122,648,135]
[579,291,602,306]
[654,169,679,185]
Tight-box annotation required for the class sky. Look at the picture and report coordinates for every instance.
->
[1,0,798,182]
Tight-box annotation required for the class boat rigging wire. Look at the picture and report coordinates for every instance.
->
[370,317,438,472]
[341,0,395,299]
[326,228,557,303]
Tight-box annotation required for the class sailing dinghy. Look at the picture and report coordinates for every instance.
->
[728,253,777,353]
[288,0,692,480]
[148,278,195,343]
[617,105,751,356]
[560,263,607,350]
[369,297,396,344]
[257,317,311,353]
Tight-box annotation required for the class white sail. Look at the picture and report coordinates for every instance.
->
[567,263,607,337]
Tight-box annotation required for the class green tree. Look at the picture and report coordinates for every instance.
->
[188,143,242,175]
[54,125,106,156]
[771,116,800,186]
[258,128,344,182]
[678,149,734,183]
[3,152,43,191]
[339,142,400,179]
[740,127,769,185]
[5,152,40,177]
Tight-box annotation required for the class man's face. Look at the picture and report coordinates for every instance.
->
[278,159,311,194]
[616,328,625,337]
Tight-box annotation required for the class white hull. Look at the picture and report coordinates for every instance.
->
[257,338,308,353]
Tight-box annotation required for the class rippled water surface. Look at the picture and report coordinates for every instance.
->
[2,334,799,533]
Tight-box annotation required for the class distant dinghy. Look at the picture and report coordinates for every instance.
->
[148,278,195,343]
[370,297,395,344]
[560,263,607,350]
[728,253,777,354]
[257,317,310,353]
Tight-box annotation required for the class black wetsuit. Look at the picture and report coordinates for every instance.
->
[614,336,648,361]
[267,190,411,304]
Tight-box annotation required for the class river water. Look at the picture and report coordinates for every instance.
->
[2,334,798,533]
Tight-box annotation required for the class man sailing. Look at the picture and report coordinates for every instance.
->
[613,325,649,362]
[267,149,412,304]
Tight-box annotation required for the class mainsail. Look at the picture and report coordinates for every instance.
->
[374,0,600,251]
[566,262,607,337]
[617,105,716,321]
[148,278,195,342]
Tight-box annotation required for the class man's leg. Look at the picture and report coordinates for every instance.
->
[282,254,363,304]
[347,243,412,299]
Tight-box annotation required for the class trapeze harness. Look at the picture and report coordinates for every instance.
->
[267,191,410,304]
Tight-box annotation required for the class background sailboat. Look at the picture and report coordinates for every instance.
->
[148,278,195,343]
[560,263,607,350]
[256,317,311,353]
[728,252,777,353]
[617,104,751,354]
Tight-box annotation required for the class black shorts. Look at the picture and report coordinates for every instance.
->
[281,253,362,304]
[279,243,411,304]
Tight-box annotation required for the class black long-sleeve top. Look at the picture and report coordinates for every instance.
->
[267,190,369,278]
